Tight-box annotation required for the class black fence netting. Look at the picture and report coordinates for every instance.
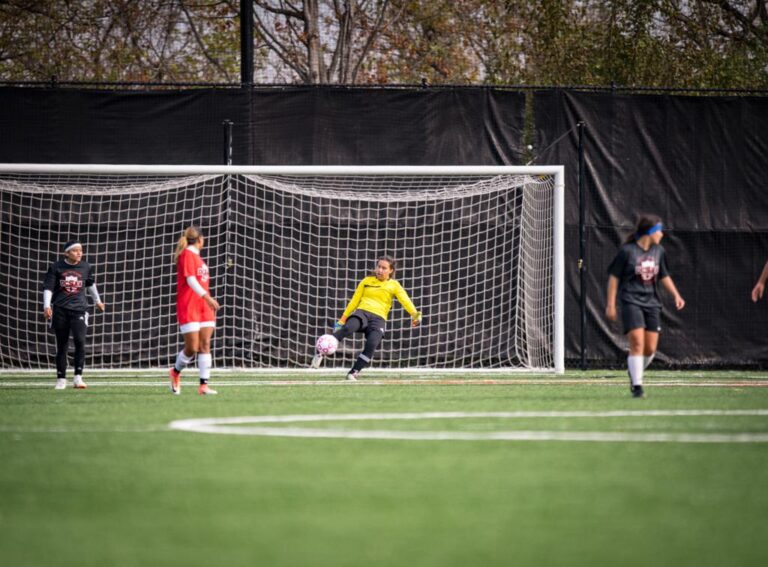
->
[1,85,766,367]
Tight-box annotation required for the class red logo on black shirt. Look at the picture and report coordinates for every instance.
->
[60,270,84,295]
[635,256,659,285]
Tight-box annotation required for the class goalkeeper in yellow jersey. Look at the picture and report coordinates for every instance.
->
[311,255,422,380]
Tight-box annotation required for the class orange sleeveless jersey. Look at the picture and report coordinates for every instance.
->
[176,247,214,325]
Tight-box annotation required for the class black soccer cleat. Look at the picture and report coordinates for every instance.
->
[631,385,646,399]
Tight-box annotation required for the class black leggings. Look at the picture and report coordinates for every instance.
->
[333,311,385,372]
[52,308,88,379]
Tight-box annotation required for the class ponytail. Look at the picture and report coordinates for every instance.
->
[173,226,202,262]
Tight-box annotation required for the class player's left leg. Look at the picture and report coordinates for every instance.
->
[70,312,88,389]
[622,302,647,398]
[197,325,217,395]
[642,307,662,370]
[52,309,71,389]
[170,325,200,394]
[626,327,647,396]
[347,317,385,381]
[643,331,659,367]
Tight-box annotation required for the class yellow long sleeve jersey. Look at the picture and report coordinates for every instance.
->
[340,276,419,322]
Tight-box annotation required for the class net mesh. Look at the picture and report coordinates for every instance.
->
[0,170,557,370]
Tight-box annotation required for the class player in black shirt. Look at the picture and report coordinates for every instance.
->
[606,215,685,398]
[42,240,105,390]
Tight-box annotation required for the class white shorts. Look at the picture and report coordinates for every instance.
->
[179,321,216,334]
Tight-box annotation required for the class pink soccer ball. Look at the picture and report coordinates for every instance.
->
[315,334,338,355]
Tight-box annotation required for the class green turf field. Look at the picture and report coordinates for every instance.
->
[1,370,767,567]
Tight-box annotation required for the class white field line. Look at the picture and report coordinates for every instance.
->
[0,425,166,433]
[4,411,766,442]
[2,379,768,388]
[168,411,768,443]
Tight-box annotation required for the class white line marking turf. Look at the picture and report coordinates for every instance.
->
[3,379,768,388]
[167,410,768,444]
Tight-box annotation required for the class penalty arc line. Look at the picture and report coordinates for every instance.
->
[167,410,768,444]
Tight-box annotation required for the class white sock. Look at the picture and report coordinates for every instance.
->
[174,350,194,372]
[643,353,655,370]
[198,353,212,382]
[628,355,644,386]
[74,374,83,383]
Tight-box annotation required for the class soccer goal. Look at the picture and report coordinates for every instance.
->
[0,164,564,373]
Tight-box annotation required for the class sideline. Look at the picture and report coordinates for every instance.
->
[3,379,768,388]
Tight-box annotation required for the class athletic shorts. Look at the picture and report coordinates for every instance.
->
[177,296,215,333]
[620,302,661,334]
[349,310,386,335]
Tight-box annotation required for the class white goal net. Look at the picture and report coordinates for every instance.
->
[0,165,564,372]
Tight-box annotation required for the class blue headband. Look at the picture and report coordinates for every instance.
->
[637,222,663,239]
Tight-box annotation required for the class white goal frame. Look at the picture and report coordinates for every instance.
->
[0,163,565,374]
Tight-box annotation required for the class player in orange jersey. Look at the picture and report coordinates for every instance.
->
[169,226,220,395]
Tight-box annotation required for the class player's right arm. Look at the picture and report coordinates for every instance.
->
[338,279,366,328]
[42,264,56,319]
[181,251,219,311]
[605,248,627,322]
[605,275,619,322]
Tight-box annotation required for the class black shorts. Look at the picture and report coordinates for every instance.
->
[620,303,661,334]
[349,310,386,335]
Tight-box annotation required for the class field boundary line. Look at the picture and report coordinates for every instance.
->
[2,379,768,388]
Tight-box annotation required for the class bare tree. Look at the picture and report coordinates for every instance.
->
[0,0,240,82]
[0,0,765,87]
[251,0,401,83]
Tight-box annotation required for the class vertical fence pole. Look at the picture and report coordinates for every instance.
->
[578,121,587,370]
[223,120,234,165]
[240,0,254,86]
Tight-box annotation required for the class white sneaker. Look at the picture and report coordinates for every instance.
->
[54,378,67,390]
[73,375,87,389]
[310,353,324,369]
[346,370,359,381]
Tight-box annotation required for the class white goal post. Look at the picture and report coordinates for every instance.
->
[0,164,564,373]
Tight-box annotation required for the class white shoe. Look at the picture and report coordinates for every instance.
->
[346,370,359,381]
[54,378,67,390]
[310,353,324,369]
[73,375,87,389]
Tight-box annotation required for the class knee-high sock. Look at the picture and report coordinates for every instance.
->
[197,353,212,384]
[628,355,644,386]
[174,350,194,373]
[352,329,384,373]
[643,353,655,369]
